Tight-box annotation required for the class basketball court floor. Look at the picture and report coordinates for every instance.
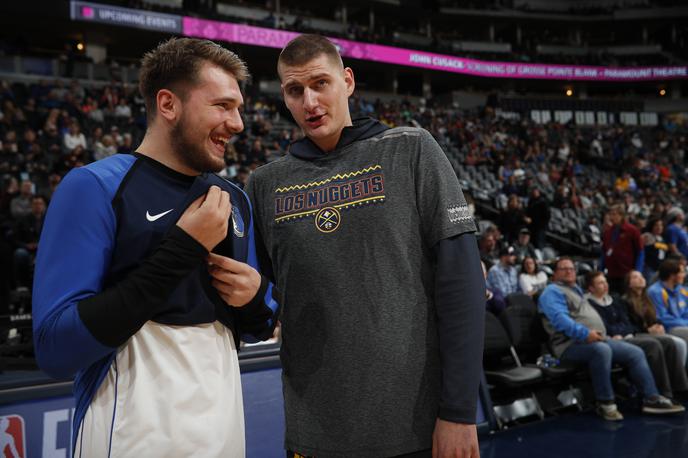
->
[479,399,688,458]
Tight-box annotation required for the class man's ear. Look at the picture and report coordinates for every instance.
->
[343,67,355,97]
[156,89,179,122]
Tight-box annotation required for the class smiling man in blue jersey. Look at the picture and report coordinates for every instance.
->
[246,35,485,458]
[32,38,279,457]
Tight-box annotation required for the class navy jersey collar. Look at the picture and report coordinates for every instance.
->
[133,152,198,183]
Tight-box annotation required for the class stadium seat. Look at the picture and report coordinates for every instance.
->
[484,311,543,386]
[483,311,545,426]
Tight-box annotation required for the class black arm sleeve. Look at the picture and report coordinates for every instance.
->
[233,273,278,341]
[434,232,486,424]
[77,225,208,347]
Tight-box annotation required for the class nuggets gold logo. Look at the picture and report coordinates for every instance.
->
[273,165,386,225]
[315,207,341,233]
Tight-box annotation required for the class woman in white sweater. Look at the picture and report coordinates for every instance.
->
[519,256,548,296]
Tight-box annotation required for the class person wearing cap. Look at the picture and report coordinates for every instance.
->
[514,227,537,263]
[664,206,688,259]
[487,245,520,297]
[600,204,644,294]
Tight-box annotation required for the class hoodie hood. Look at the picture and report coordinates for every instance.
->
[584,292,614,307]
[288,117,389,160]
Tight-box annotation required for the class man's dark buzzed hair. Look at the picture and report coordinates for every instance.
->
[277,34,343,77]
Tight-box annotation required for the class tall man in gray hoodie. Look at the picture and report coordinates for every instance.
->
[245,34,485,458]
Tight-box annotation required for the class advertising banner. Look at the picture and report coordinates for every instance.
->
[69,1,687,81]
[70,0,182,34]
[182,16,688,82]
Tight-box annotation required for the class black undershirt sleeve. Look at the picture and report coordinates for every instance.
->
[77,225,208,348]
[434,232,486,424]
[233,274,277,341]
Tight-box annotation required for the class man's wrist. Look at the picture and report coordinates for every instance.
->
[438,407,477,424]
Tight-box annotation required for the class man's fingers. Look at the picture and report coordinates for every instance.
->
[211,278,233,295]
[219,190,231,212]
[208,265,242,289]
[202,185,221,208]
[207,253,246,273]
[186,193,206,212]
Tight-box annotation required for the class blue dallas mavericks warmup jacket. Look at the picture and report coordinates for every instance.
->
[32,153,278,456]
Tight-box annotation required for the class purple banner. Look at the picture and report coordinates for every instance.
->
[183,17,687,82]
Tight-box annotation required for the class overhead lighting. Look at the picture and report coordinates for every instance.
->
[659,89,666,96]
[76,42,85,51]
[565,88,573,97]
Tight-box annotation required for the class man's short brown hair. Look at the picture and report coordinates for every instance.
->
[138,37,249,121]
[277,34,343,78]
[659,259,683,281]
[585,271,605,290]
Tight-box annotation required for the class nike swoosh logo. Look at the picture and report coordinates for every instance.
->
[146,209,174,222]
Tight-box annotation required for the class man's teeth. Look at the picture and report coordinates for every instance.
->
[212,136,229,145]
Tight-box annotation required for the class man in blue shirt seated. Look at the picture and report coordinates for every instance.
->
[487,245,519,298]
[664,207,688,259]
[539,257,683,421]
[648,258,688,356]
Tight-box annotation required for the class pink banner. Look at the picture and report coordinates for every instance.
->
[183,17,687,82]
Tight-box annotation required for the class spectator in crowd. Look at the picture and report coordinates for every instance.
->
[118,133,135,154]
[600,204,644,294]
[114,98,132,118]
[539,257,683,420]
[519,256,548,297]
[584,271,688,403]
[44,173,61,200]
[62,122,87,153]
[514,228,537,263]
[648,259,688,353]
[642,218,669,282]
[0,176,19,215]
[13,194,46,288]
[499,194,531,243]
[615,172,638,193]
[231,166,250,189]
[483,261,507,315]
[664,207,688,259]
[487,245,520,297]
[526,188,550,249]
[93,134,117,161]
[10,179,33,219]
[479,232,499,267]
[623,270,688,367]
[86,97,105,123]
[88,126,104,151]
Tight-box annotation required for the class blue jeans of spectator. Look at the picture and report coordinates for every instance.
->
[561,339,659,402]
